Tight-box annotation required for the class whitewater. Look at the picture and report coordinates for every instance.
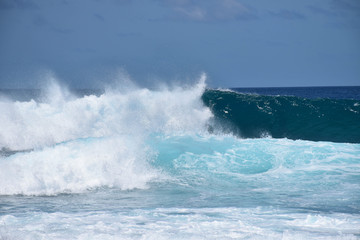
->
[0,74,359,239]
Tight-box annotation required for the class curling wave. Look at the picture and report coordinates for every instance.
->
[202,89,360,143]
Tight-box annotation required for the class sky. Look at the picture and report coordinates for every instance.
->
[0,0,359,88]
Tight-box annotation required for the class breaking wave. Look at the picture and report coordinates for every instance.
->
[0,74,359,196]
[202,89,360,143]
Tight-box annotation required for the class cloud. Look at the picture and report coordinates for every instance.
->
[117,32,142,38]
[308,0,359,18]
[0,0,38,9]
[307,5,338,17]
[51,27,72,34]
[32,15,72,34]
[330,0,360,12]
[155,0,257,22]
[307,0,360,28]
[173,5,206,21]
[269,9,306,20]
[92,0,133,5]
[94,13,105,22]
[33,15,48,27]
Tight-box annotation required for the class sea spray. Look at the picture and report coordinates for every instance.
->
[0,136,160,195]
[0,74,211,151]
[0,74,211,195]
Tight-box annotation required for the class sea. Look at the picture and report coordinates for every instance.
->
[0,76,360,239]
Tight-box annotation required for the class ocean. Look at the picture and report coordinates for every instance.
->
[0,77,359,239]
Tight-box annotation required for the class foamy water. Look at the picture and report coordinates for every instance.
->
[0,75,359,239]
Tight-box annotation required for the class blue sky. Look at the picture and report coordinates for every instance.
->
[0,0,359,88]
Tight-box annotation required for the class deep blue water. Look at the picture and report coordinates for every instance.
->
[203,87,360,143]
[233,86,360,100]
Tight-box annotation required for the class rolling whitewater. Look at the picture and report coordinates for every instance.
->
[0,75,360,239]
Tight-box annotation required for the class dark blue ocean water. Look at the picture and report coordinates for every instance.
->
[233,86,360,100]
[203,86,360,143]
[1,86,359,101]
[0,82,359,239]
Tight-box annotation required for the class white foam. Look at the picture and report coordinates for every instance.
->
[0,74,210,151]
[1,208,359,240]
[0,136,160,195]
[0,74,211,195]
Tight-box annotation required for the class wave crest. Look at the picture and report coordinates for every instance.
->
[0,76,211,195]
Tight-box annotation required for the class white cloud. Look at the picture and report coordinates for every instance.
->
[174,6,207,21]
[156,0,256,22]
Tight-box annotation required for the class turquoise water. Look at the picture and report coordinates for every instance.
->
[0,79,360,239]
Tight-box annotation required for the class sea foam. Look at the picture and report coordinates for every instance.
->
[0,74,211,195]
[0,74,210,151]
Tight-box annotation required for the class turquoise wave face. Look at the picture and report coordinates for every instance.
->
[149,134,360,213]
[1,134,359,239]
[202,89,360,143]
[2,134,359,213]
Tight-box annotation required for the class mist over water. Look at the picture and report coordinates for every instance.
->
[0,74,210,195]
[0,74,359,239]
